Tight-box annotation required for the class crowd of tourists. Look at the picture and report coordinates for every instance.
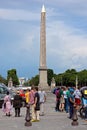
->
[2,86,46,122]
[53,86,87,120]
[2,85,87,123]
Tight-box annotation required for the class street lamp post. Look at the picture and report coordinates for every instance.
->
[25,104,32,126]
[76,75,78,89]
[71,105,79,126]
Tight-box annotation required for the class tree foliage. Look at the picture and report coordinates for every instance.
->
[7,69,19,87]
[47,69,54,86]
[62,69,77,86]
[29,75,39,86]
[78,69,87,87]
[0,75,7,85]
[54,69,87,87]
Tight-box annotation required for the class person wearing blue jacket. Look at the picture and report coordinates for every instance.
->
[68,88,75,119]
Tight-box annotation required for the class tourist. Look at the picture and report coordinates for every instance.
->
[29,86,36,121]
[25,88,31,105]
[13,90,22,117]
[59,94,65,112]
[55,87,61,111]
[38,87,46,116]
[2,91,12,116]
[68,88,75,119]
[63,87,70,113]
[33,86,40,121]
[73,86,81,110]
[30,86,40,122]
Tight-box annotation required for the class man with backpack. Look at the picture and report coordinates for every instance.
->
[55,87,61,111]
[59,87,65,112]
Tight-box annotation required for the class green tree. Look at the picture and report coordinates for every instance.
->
[54,69,77,87]
[47,69,54,86]
[62,69,77,86]
[78,69,87,87]
[0,75,7,85]
[7,69,19,87]
[65,69,77,74]
[29,75,39,86]
[54,74,63,86]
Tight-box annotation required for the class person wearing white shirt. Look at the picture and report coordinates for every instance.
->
[73,87,81,109]
[38,87,46,116]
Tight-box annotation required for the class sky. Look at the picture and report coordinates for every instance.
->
[0,0,87,79]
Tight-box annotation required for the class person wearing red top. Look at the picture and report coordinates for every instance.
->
[19,89,25,107]
[19,89,25,98]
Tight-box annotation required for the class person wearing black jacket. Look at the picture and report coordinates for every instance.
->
[13,91,22,117]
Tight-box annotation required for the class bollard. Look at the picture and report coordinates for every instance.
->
[71,105,79,126]
[25,104,32,126]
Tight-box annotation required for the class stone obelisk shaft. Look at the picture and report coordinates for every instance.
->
[39,5,48,89]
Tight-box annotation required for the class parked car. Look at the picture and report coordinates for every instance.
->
[0,83,14,108]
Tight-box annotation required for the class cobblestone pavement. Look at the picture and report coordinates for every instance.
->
[0,92,87,130]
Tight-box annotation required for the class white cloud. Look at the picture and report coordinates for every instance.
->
[46,19,87,71]
[0,8,39,21]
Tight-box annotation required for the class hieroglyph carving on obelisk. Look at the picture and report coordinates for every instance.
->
[39,5,49,89]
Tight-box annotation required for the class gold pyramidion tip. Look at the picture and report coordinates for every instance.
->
[41,5,46,12]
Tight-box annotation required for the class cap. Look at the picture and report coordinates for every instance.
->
[69,88,74,93]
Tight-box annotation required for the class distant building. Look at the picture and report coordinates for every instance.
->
[19,77,26,86]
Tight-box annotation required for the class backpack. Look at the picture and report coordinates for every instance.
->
[56,90,61,98]
[52,88,57,94]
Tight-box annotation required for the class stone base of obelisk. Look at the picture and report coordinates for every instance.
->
[38,83,50,92]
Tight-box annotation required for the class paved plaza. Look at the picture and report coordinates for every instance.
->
[0,92,87,130]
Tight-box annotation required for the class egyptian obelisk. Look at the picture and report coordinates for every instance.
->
[39,5,49,89]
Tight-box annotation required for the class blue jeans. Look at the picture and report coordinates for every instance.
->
[69,104,74,118]
[64,98,69,113]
